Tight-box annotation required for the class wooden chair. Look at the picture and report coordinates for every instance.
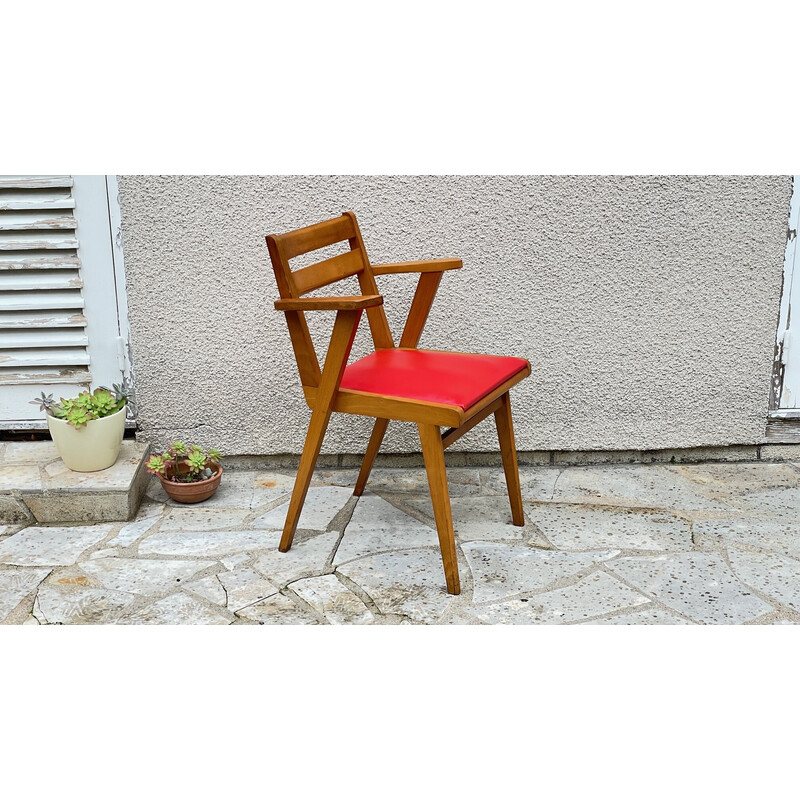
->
[266,211,531,595]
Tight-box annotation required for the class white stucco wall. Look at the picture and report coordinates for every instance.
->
[117,175,792,455]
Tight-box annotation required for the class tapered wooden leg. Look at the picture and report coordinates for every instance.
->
[279,406,334,552]
[279,309,361,552]
[494,391,524,526]
[418,423,460,595]
[354,418,389,497]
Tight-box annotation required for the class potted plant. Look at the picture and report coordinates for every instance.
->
[145,441,223,503]
[30,383,131,472]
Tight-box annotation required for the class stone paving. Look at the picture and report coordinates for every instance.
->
[1,459,800,624]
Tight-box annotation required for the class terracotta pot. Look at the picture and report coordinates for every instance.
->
[47,406,126,472]
[158,462,222,503]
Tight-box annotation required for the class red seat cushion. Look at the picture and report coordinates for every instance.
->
[340,349,529,410]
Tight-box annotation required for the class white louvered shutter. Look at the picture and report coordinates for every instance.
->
[0,175,131,428]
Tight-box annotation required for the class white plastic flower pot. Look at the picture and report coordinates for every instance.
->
[46,406,126,472]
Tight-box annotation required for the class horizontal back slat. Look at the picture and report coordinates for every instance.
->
[278,214,355,261]
[292,249,365,295]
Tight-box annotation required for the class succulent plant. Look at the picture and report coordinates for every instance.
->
[29,392,56,413]
[146,441,223,484]
[32,387,128,429]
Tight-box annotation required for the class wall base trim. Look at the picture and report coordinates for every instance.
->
[221,443,800,471]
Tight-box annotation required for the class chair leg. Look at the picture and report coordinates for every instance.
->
[418,423,460,595]
[279,406,334,551]
[354,418,389,497]
[279,309,361,552]
[494,391,525,526]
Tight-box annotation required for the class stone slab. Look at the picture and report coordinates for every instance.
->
[525,504,691,551]
[468,572,650,624]
[118,592,233,625]
[2,441,59,465]
[0,466,41,491]
[88,548,121,560]
[235,592,320,624]
[721,487,800,520]
[39,441,148,491]
[333,494,436,564]
[184,574,227,606]
[363,467,470,495]
[589,607,695,625]
[0,524,112,566]
[480,467,561,501]
[250,486,353,531]
[606,553,775,624]
[252,531,340,587]
[221,553,250,570]
[290,573,374,624]
[395,494,546,544]
[24,492,135,524]
[1,441,150,524]
[668,462,800,495]
[158,507,252,532]
[250,472,297,508]
[552,465,737,512]
[35,583,136,624]
[461,541,619,604]
[0,495,33,524]
[106,515,160,548]
[336,549,457,623]
[140,528,282,559]
[79,557,216,596]
[218,566,279,611]
[695,519,800,559]
[145,470,294,510]
[0,568,51,622]
[727,545,800,613]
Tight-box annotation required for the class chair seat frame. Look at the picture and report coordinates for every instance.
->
[267,211,530,595]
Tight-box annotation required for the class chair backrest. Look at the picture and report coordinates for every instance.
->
[266,211,394,389]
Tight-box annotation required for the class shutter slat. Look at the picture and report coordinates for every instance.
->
[0,367,92,386]
[0,176,73,189]
[0,212,77,231]
[0,188,75,212]
[0,253,81,270]
[0,270,83,291]
[0,198,76,211]
[0,330,89,349]
[0,290,85,311]
[0,232,79,250]
[0,310,87,329]
[0,347,91,367]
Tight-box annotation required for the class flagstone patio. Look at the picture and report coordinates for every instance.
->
[1,458,800,624]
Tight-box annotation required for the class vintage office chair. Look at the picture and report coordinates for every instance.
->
[266,211,530,594]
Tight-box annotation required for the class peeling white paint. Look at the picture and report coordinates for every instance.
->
[775,175,800,409]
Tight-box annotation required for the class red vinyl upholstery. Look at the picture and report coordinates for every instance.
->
[340,349,530,410]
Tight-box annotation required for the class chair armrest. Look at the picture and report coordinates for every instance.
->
[372,258,462,275]
[274,294,384,311]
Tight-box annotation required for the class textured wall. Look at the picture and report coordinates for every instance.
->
[116,175,792,455]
